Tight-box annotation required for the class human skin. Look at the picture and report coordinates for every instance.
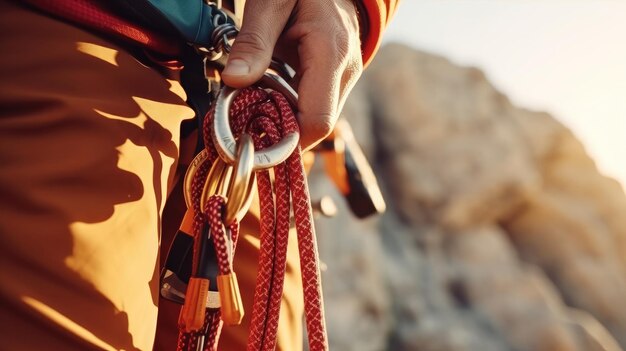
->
[221,0,363,150]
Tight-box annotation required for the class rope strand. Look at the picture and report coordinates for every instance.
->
[177,86,328,351]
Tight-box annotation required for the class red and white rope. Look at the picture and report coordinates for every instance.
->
[177,87,328,351]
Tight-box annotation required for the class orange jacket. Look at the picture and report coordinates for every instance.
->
[360,0,399,66]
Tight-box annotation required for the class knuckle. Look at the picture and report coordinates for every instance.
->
[342,66,361,92]
[346,56,363,79]
[335,37,351,63]
[334,27,351,54]
[328,23,356,66]
[311,114,335,139]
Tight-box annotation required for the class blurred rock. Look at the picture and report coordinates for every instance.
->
[311,43,626,351]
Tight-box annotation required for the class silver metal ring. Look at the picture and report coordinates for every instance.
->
[212,71,299,170]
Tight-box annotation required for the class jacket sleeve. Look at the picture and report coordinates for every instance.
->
[358,0,399,67]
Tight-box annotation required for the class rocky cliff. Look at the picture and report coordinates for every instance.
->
[309,43,626,351]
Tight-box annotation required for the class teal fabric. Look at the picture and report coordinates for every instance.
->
[146,0,218,46]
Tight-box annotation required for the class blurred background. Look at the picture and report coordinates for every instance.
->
[309,1,626,351]
[385,0,626,189]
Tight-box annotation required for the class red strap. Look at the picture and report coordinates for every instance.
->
[22,0,181,57]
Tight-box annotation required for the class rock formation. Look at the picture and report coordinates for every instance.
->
[309,43,626,351]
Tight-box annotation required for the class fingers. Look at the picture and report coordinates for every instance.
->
[222,0,362,150]
[296,37,361,150]
[222,0,296,88]
[292,2,363,150]
[296,48,340,150]
[337,54,363,116]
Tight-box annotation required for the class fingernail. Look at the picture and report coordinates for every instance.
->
[223,59,250,76]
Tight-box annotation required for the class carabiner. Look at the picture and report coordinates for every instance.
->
[212,70,299,170]
[223,133,256,224]
[183,149,210,209]
[199,136,256,223]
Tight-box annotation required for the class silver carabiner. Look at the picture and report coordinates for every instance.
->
[197,8,300,171]
[212,70,300,170]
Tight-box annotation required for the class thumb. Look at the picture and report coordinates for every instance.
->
[222,0,296,88]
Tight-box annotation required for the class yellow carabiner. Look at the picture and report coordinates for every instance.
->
[223,133,256,224]
[199,134,256,223]
[182,149,210,209]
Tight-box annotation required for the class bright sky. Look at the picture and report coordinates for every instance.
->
[383,1,626,188]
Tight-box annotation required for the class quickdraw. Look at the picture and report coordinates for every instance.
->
[171,71,328,351]
[167,3,328,349]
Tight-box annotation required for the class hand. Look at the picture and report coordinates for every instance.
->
[221,0,363,150]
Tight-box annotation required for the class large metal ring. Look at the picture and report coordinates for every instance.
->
[212,71,300,171]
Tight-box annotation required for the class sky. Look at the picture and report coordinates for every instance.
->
[382,0,626,188]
